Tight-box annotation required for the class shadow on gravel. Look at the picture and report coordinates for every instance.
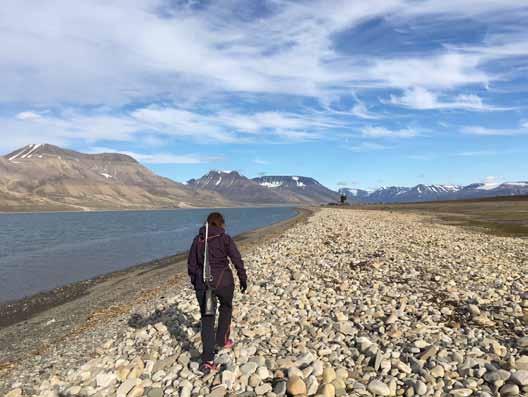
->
[127,303,201,358]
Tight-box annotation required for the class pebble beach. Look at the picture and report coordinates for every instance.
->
[2,208,527,397]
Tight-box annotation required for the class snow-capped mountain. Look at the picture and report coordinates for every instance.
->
[337,187,371,201]
[339,182,528,203]
[187,172,339,204]
[1,144,228,211]
[252,175,339,204]
[187,171,288,204]
[457,182,528,200]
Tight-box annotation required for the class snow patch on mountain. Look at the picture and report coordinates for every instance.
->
[476,182,501,190]
[259,181,283,188]
[9,144,43,161]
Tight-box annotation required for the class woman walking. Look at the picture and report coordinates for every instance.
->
[187,212,248,374]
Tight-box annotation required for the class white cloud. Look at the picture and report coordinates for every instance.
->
[388,87,508,111]
[408,154,435,160]
[454,150,496,157]
[253,158,269,165]
[0,0,527,156]
[16,111,44,121]
[361,126,417,138]
[351,102,380,120]
[0,105,337,153]
[346,142,387,152]
[368,53,489,90]
[90,147,223,164]
[0,0,525,106]
[462,125,528,136]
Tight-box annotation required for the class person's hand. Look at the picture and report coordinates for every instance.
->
[240,279,248,294]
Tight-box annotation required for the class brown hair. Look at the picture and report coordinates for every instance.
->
[207,212,225,228]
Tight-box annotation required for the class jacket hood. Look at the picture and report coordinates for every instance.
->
[198,225,225,239]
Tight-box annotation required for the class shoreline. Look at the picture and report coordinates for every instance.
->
[0,207,314,377]
[0,207,310,328]
[2,207,526,397]
[0,203,297,215]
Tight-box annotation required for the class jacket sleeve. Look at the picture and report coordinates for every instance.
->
[227,235,247,284]
[187,237,199,287]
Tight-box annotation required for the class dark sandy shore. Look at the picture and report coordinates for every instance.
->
[0,207,314,376]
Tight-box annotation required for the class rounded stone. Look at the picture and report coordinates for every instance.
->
[241,362,259,376]
[322,367,336,384]
[367,380,390,396]
[6,389,23,397]
[431,365,445,378]
[317,383,336,397]
[255,384,273,395]
[511,370,528,386]
[449,389,473,397]
[287,376,307,396]
[499,383,519,396]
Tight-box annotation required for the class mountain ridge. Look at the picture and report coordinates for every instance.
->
[2,144,527,210]
[186,170,292,204]
[0,144,230,211]
[252,175,339,204]
[339,181,528,203]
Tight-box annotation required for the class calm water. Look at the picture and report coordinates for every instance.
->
[0,207,297,303]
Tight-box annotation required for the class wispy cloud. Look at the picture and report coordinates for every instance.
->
[462,125,528,136]
[90,147,223,164]
[408,154,435,160]
[345,142,387,152]
[388,87,509,111]
[1,1,526,105]
[361,126,417,138]
[351,102,381,120]
[1,106,339,153]
[0,0,527,183]
[454,150,497,157]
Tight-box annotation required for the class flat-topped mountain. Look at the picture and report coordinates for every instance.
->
[0,144,229,211]
[252,175,339,204]
[187,171,340,205]
[6,144,138,163]
[187,171,288,204]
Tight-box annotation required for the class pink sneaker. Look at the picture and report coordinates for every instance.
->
[223,339,235,349]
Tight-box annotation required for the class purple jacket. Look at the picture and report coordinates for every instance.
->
[187,225,247,290]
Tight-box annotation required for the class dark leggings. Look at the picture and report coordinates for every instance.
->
[195,283,234,362]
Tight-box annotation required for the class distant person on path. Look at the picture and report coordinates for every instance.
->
[187,212,248,375]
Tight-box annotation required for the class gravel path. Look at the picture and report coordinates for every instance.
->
[2,208,527,397]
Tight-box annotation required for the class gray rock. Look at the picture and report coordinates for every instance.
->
[306,375,319,396]
[117,378,137,397]
[517,337,528,348]
[499,383,520,396]
[208,385,227,397]
[255,383,272,395]
[449,389,473,397]
[367,380,390,396]
[221,370,236,389]
[241,362,258,376]
[273,381,287,396]
[147,388,163,397]
[511,370,528,386]
[297,352,316,366]
[414,381,427,395]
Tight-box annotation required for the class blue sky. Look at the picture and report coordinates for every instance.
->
[1,0,527,190]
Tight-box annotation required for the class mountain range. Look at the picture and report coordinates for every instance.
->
[0,144,229,211]
[187,172,339,205]
[339,182,528,203]
[0,144,526,211]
